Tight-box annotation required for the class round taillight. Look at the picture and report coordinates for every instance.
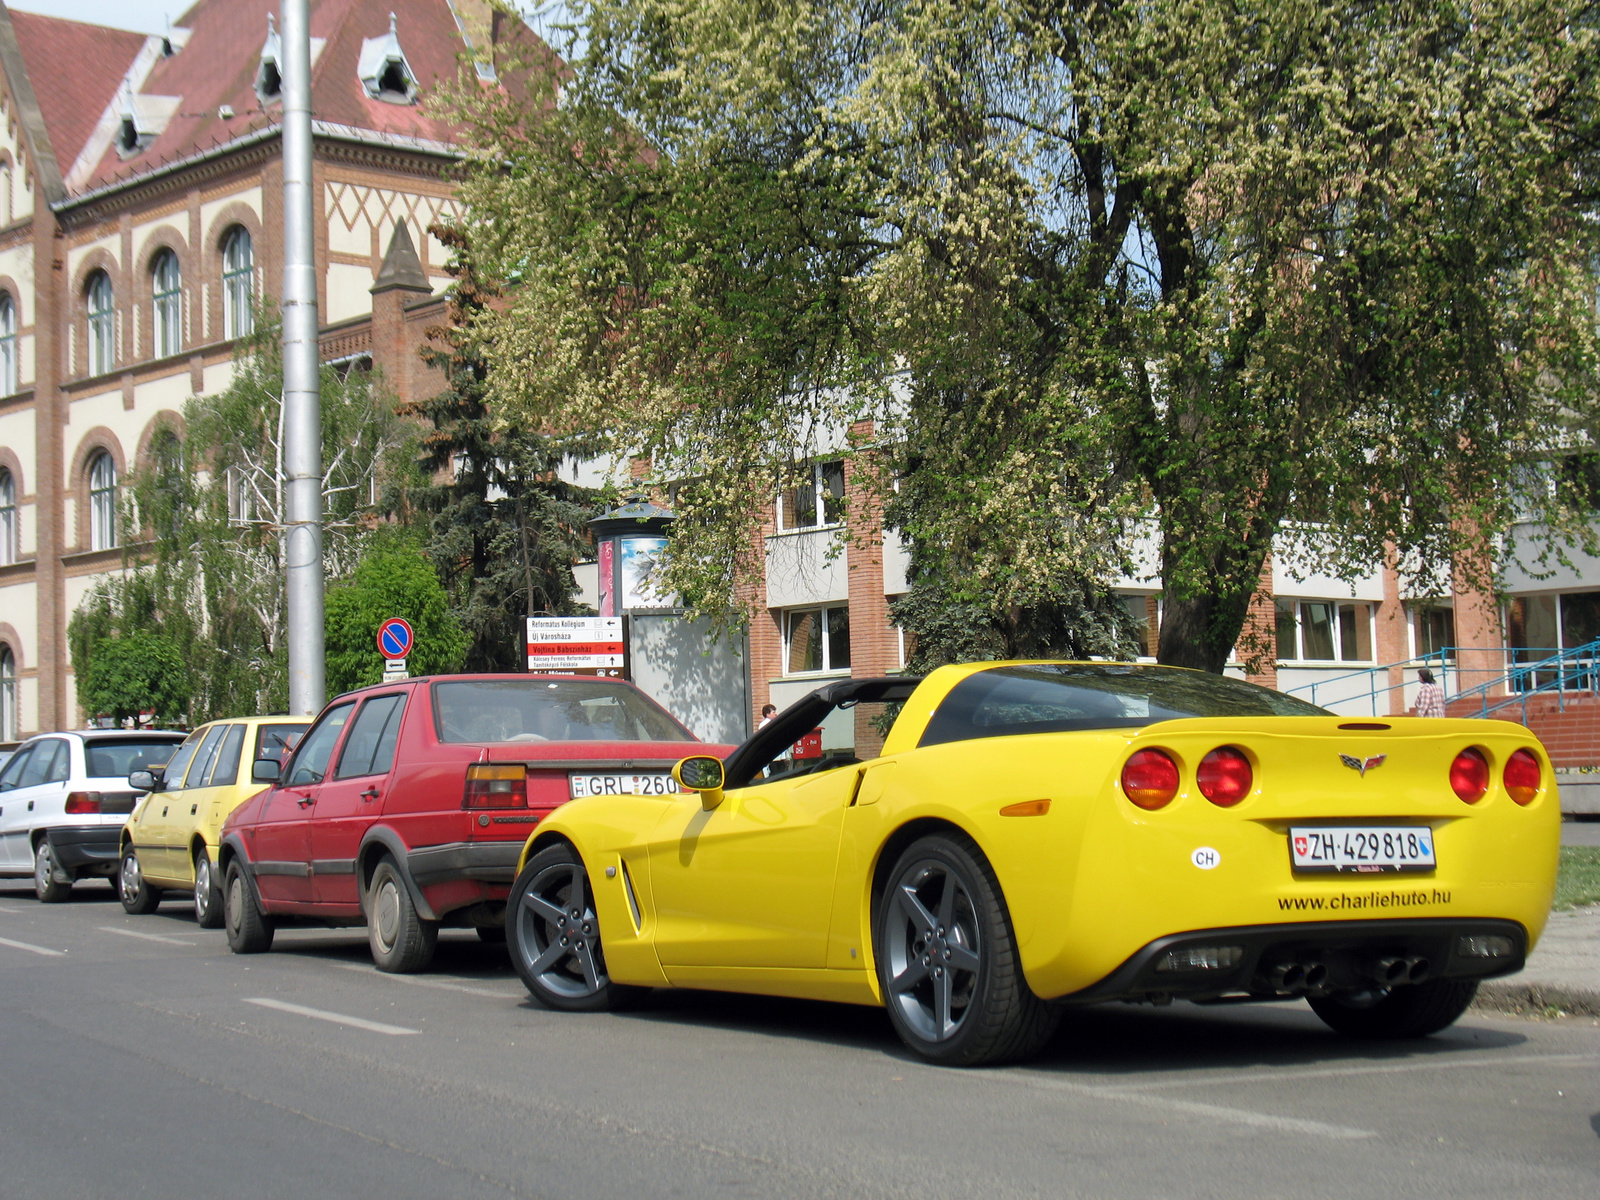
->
[1122,749,1180,810]
[1504,748,1541,805]
[1197,747,1253,807]
[1449,747,1489,804]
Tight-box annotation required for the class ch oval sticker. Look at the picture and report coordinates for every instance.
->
[1191,846,1221,870]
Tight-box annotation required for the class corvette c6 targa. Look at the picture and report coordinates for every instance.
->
[505,662,1559,1065]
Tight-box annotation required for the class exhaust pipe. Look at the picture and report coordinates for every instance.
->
[1301,962,1329,993]
[1365,956,1409,986]
[1266,963,1307,992]
[1405,956,1431,985]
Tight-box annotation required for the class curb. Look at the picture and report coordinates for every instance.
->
[1473,981,1600,1020]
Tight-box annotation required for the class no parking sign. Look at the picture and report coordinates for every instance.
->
[377,617,414,680]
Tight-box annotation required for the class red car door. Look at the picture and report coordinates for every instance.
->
[253,700,356,907]
[310,690,409,908]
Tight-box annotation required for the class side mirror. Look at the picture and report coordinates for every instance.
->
[672,755,726,811]
[128,769,156,793]
[251,759,281,784]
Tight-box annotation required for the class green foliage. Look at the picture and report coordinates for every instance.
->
[442,0,1600,671]
[71,604,190,727]
[323,545,468,694]
[1555,847,1600,912]
[402,225,598,671]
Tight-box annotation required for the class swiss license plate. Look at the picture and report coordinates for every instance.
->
[1289,826,1436,874]
[568,772,682,799]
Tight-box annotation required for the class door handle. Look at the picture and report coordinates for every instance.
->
[191,804,198,815]
[296,796,315,809]
[361,787,381,802]
[161,807,168,817]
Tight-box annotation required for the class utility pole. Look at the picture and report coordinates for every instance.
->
[281,0,325,715]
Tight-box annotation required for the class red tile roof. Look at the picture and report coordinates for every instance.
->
[8,0,547,199]
[8,9,146,172]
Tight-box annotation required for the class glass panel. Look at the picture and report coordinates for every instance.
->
[207,724,247,787]
[1338,603,1371,661]
[820,461,845,525]
[42,740,70,783]
[334,694,406,779]
[1300,602,1336,660]
[284,702,357,786]
[19,740,62,787]
[1274,600,1298,659]
[432,679,693,744]
[784,471,817,529]
[786,609,822,673]
[83,738,183,778]
[0,744,32,789]
[1120,594,1150,658]
[156,730,205,791]
[827,606,851,670]
[1561,591,1600,650]
[254,723,308,767]
[184,725,228,788]
[1515,596,1555,651]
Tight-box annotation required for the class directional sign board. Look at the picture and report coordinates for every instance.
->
[527,616,625,676]
[377,617,415,661]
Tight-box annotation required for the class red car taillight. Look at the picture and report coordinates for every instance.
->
[1449,748,1489,803]
[1504,748,1541,805]
[64,791,102,814]
[463,764,528,808]
[1196,747,1252,807]
[1122,749,1180,810]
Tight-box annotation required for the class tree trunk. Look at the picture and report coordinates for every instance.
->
[1155,535,1271,674]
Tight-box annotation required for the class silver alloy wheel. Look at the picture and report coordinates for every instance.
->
[884,859,983,1043]
[372,876,402,954]
[194,854,213,921]
[121,851,143,905]
[34,841,54,892]
[514,860,606,999]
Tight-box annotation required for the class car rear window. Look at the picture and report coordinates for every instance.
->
[918,664,1330,747]
[84,738,184,778]
[433,679,694,744]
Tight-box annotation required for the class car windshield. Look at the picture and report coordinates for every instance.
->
[918,664,1329,747]
[433,679,694,744]
[84,738,182,777]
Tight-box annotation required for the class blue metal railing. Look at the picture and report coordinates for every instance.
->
[1451,638,1600,723]
[1282,649,1454,715]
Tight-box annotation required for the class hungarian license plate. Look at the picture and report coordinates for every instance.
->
[568,772,682,799]
[1289,826,1436,874]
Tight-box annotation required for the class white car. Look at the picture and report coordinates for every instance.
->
[0,730,185,901]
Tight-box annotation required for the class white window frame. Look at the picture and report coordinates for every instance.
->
[222,227,253,339]
[0,646,15,740]
[89,451,117,551]
[87,272,114,376]
[783,604,851,675]
[0,468,14,565]
[1275,598,1374,664]
[0,292,16,396]
[776,460,845,532]
[152,250,182,358]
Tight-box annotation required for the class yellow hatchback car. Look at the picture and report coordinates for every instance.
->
[119,716,307,926]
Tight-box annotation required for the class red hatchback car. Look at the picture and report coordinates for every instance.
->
[219,674,720,972]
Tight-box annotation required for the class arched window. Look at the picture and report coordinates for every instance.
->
[152,250,181,358]
[89,451,117,551]
[0,646,15,741]
[222,227,254,339]
[86,271,114,376]
[0,468,15,565]
[148,429,186,540]
[0,293,16,395]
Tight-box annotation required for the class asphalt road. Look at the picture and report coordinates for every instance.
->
[1,879,1596,1200]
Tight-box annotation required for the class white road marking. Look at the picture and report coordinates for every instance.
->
[97,925,194,946]
[0,934,66,957]
[242,997,420,1036]
[965,1068,1374,1139]
[1128,1051,1600,1091]
[330,961,518,998]
[0,904,28,914]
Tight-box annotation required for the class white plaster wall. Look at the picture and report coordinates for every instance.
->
[0,97,34,224]
[325,262,374,323]
[203,360,235,396]
[765,529,850,608]
[1501,522,1600,594]
[132,370,192,416]
[201,186,261,238]
[572,560,598,611]
[1272,528,1384,601]
[0,403,34,480]
[1,577,37,651]
[66,233,120,283]
[882,526,909,595]
[1110,520,1163,589]
[327,214,371,257]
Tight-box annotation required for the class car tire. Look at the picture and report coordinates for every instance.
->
[118,847,162,914]
[223,859,275,954]
[1307,978,1480,1038]
[34,840,72,903]
[366,857,438,974]
[193,849,225,929]
[508,842,647,1012]
[874,832,1059,1066]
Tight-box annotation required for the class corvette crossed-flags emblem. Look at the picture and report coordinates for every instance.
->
[1339,753,1387,776]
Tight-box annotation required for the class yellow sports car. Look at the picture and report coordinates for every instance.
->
[119,716,307,926]
[506,663,1558,1065]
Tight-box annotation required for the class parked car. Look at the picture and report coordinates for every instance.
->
[0,730,186,900]
[504,662,1561,1066]
[219,674,722,972]
[119,716,309,926]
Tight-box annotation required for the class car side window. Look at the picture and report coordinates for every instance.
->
[284,702,356,787]
[333,694,406,780]
[207,724,247,787]
[42,739,71,784]
[19,739,64,787]
[184,725,228,788]
[158,730,206,793]
[0,744,34,790]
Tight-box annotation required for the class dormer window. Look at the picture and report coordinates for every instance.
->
[256,14,283,106]
[358,12,417,105]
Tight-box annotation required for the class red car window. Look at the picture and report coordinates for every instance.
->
[333,694,407,780]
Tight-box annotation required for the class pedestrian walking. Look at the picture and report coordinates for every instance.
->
[757,703,778,729]
[1414,668,1446,718]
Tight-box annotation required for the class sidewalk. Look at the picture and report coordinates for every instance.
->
[1475,903,1600,1018]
